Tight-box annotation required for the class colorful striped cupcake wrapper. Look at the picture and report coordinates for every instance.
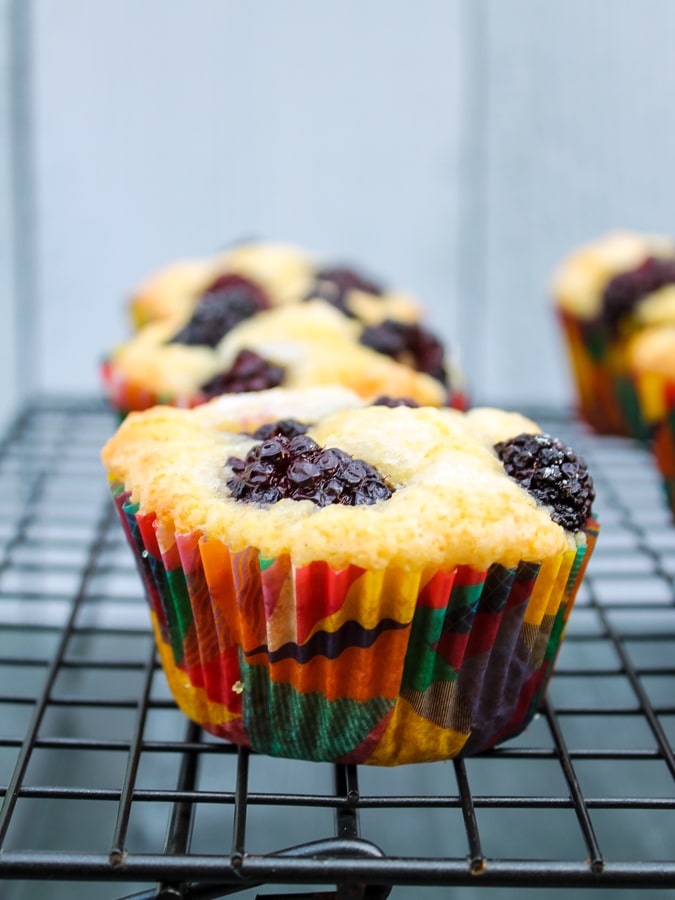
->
[100,359,205,418]
[632,369,675,516]
[111,482,598,766]
[557,310,647,439]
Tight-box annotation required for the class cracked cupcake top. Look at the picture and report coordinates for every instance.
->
[102,389,593,572]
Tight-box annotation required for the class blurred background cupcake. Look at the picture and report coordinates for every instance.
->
[129,240,425,330]
[104,242,467,416]
[552,231,675,438]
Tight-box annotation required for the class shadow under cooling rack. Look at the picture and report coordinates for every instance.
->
[0,398,673,900]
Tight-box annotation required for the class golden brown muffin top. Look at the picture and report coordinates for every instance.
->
[551,230,675,319]
[110,300,448,406]
[210,241,315,306]
[128,242,315,327]
[128,259,216,328]
[102,390,579,572]
[128,241,423,329]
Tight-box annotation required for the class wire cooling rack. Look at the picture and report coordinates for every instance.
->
[0,398,673,900]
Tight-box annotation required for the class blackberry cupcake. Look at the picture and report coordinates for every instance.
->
[128,240,423,331]
[552,230,675,437]
[102,390,598,765]
[102,299,461,416]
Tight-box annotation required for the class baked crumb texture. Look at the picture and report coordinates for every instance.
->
[103,393,599,765]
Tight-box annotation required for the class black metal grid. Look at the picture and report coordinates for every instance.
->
[0,398,673,899]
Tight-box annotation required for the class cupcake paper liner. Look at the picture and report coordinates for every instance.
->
[557,311,647,439]
[631,368,675,515]
[100,359,204,417]
[112,483,598,766]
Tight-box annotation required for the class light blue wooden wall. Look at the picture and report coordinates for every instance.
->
[5,0,675,419]
[478,0,675,407]
[0,0,21,427]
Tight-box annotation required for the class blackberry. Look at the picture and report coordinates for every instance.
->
[169,274,269,348]
[372,396,421,408]
[602,256,675,334]
[227,433,393,507]
[200,349,285,399]
[250,419,310,440]
[494,432,595,532]
[360,320,448,386]
[306,266,383,316]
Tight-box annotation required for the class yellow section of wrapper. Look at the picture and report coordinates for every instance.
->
[367,693,470,765]
[523,549,576,627]
[633,369,670,423]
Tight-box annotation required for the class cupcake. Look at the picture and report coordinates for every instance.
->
[552,230,675,437]
[102,299,462,416]
[128,240,422,330]
[101,389,599,765]
[627,325,675,514]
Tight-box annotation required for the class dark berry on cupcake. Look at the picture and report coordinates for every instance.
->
[360,319,448,386]
[169,274,270,348]
[494,432,595,531]
[227,432,393,507]
[200,349,285,398]
[372,396,421,408]
[602,256,675,335]
[306,266,383,315]
[250,418,310,440]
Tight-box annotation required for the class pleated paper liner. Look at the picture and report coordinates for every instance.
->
[112,483,598,766]
[631,368,675,517]
[100,358,204,418]
[557,310,647,438]
[100,358,468,420]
